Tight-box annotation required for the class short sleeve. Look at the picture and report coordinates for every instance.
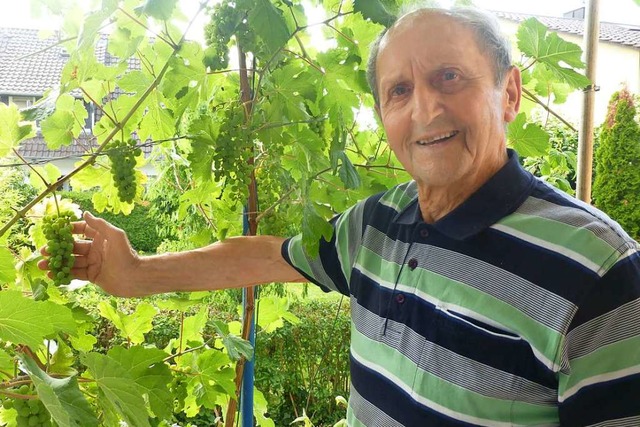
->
[281,200,366,296]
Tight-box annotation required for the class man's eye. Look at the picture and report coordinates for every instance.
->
[442,71,459,81]
[391,85,410,97]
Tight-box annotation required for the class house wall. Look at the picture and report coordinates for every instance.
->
[499,19,640,126]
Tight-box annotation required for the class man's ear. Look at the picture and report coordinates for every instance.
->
[503,66,521,123]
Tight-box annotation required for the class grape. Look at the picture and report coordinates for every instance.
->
[211,105,254,203]
[309,116,326,137]
[107,138,138,203]
[203,1,259,71]
[42,212,76,287]
[2,386,51,427]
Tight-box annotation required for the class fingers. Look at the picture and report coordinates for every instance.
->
[74,240,93,256]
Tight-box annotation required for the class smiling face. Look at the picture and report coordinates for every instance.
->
[376,11,521,197]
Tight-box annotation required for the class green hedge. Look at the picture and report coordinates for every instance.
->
[592,89,640,241]
[60,191,163,253]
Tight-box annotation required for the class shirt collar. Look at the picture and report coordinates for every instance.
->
[394,149,535,240]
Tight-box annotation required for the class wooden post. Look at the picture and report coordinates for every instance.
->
[576,0,600,203]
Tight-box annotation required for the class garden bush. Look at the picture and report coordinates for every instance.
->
[61,190,163,253]
[255,297,351,427]
[0,166,37,251]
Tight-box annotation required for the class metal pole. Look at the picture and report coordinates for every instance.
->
[241,279,256,427]
[576,0,600,203]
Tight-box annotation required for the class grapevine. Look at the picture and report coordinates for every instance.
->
[107,138,140,204]
[1,385,52,427]
[42,210,76,287]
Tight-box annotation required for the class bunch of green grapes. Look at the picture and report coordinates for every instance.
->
[213,106,254,202]
[107,138,140,203]
[42,211,75,287]
[203,1,258,71]
[309,116,326,139]
[2,385,52,427]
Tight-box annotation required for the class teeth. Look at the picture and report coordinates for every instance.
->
[417,131,457,145]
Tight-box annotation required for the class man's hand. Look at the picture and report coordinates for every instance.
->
[39,211,142,297]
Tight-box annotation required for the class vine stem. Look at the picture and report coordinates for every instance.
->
[522,86,577,131]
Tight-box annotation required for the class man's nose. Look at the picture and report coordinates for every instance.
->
[410,84,443,125]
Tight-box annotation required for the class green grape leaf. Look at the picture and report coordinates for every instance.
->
[68,308,97,353]
[338,153,361,189]
[107,346,173,420]
[97,301,158,344]
[0,246,17,285]
[46,339,76,376]
[516,18,590,89]
[29,163,62,192]
[139,91,175,141]
[301,201,334,258]
[254,296,300,334]
[507,112,550,157]
[154,294,208,311]
[117,70,154,95]
[81,352,151,427]
[248,0,291,54]
[135,0,178,21]
[162,42,205,99]
[78,5,116,51]
[69,161,110,191]
[253,388,276,427]
[0,291,76,348]
[181,306,209,345]
[108,26,144,61]
[0,103,35,157]
[353,0,398,27]
[187,112,219,182]
[530,63,571,104]
[0,348,13,377]
[211,320,254,362]
[40,95,87,149]
[195,349,236,400]
[19,354,99,427]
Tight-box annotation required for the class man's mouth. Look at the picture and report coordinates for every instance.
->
[416,131,459,146]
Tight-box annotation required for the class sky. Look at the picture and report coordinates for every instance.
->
[0,0,637,36]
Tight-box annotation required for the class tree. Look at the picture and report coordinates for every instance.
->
[0,0,592,425]
[592,87,640,241]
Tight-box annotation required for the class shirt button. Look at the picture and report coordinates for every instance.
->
[408,258,418,270]
[420,228,429,238]
[395,293,405,304]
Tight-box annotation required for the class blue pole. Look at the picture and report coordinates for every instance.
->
[241,207,255,427]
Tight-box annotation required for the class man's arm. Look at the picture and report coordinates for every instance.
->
[39,212,306,297]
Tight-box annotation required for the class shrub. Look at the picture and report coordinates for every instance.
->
[592,88,640,241]
[61,190,163,253]
[0,166,37,251]
[522,119,579,195]
[255,297,351,427]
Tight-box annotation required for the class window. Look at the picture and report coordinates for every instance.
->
[8,96,36,109]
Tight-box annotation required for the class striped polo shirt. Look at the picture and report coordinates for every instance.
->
[282,150,640,426]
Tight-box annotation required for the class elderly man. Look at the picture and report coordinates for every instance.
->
[43,6,640,427]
